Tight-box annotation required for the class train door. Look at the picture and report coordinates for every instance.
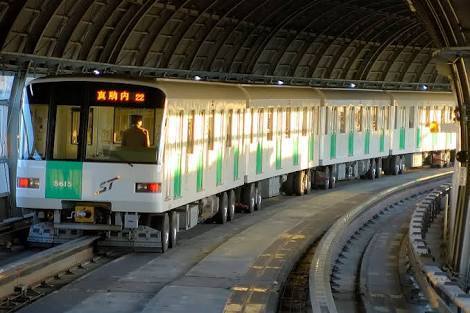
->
[275,108,283,170]
[348,106,355,157]
[173,111,184,198]
[364,106,371,155]
[256,108,264,175]
[196,111,205,193]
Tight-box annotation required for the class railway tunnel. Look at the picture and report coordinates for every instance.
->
[0,0,468,312]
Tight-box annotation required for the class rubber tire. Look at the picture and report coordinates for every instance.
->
[169,211,177,249]
[295,171,305,196]
[227,190,236,221]
[390,156,399,175]
[304,170,312,194]
[375,158,382,179]
[217,192,228,224]
[255,184,262,211]
[284,174,295,195]
[329,166,336,189]
[368,159,376,180]
[398,157,406,174]
[243,184,256,213]
[323,167,330,190]
[159,213,169,253]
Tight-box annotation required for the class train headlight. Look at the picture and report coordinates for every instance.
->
[17,177,40,189]
[135,182,161,193]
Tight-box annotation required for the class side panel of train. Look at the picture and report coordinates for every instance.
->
[390,92,457,167]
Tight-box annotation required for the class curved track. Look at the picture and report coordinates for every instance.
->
[2,169,449,313]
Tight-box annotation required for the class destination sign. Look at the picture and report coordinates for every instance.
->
[96,90,146,103]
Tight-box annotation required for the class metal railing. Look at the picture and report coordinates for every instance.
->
[408,184,470,313]
[309,171,453,313]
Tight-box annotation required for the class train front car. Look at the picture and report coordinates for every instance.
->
[17,77,168,250]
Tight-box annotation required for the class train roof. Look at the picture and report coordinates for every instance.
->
[387,91,456,106]
[317,88,392,106]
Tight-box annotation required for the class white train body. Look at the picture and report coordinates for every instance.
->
[15,76,457,249]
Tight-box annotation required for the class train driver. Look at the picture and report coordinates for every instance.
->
[122,114,150,148]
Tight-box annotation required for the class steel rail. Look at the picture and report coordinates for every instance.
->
[0,236,99,299]
[309,170,453,313]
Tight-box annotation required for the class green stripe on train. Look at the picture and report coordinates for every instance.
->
[216,150,223,185]
[276,138,282,170]
[174,154,182,198]
[293,138,299,166]
[364,130,370,155]
[196,152,203,192]
[309,135,315,161]
[380,130,385,153]
[330,133,336,159]
[399,127,406,150]
[234,146,239,180]
[416,128,421,149]
[45,161,82,199]
[256,142,263,174]
[348,132,354,156]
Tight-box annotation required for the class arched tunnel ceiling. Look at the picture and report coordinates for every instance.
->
[0,0,450,89]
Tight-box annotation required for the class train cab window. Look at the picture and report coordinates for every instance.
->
[286,108,291,138]
[301,107,308,136]
[371,107,378,131]
[208,110,215,150]
[338,106,346,133]
[53,104,81,160]
[355,107,363,132]
[267,108,274,141]
[226,109,233,147]
[24,101,49,160]
[384,107,389,130]
[277,108,283,137]
[408,107,415,128]
[187,110,195,153]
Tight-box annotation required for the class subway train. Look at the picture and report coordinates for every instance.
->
[16,76,457,251]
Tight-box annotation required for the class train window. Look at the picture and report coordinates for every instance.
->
[250,109,255,143]
[286,108,291,138]
[26,103,49,159]
[208,110,215,150]
[325,108,329,135]
[258,109,264,140]
[187,110,195,153]
[277,108,283,137]
[409,107,415,128]
[441,107,446,124]
[371,107,378,131]
[302,107,308,136]
[53,105,81,160]
[425,107,430,126]
[71,108,93,145]
[241,109,245,145]
[338,106,346,133]
[226,109,233,147]
[313,107,319,135]
[267,108,274,141]
[384,107,389,130]
[355,107,362,132]
[394,107,399,129]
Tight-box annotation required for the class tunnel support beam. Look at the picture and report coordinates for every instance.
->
[7,66,28,217]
